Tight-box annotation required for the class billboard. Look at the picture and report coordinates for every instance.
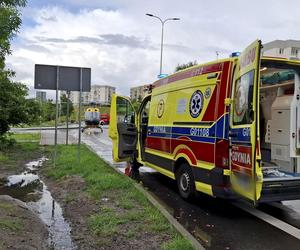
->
[34,64,91,92]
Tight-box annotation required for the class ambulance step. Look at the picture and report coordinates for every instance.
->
[260,179,300,202]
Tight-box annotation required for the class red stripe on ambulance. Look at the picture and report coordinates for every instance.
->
[231,145,252,170]
[174,148,197,165]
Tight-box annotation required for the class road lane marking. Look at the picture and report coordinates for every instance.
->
[233,201,300,240]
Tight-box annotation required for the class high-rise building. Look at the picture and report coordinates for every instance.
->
[262,40,300,59]
[130,84,149,101]
[36,91,47,102]
[68,85,116,105]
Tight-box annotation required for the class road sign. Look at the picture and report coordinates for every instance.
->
[34,64,91,91]
[34,64,91,167]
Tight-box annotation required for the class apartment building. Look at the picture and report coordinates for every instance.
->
[262,40,300,59]
[130,84,150,101]
[67,85,116,105]
[36,91,47,102]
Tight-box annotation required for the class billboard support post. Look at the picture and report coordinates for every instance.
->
[78,68,83,164]
[54,66,59,167]
[66,91,70,145]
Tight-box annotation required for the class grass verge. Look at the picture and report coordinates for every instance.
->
[9,133,40,142]
[0,219,22,232]
[0,133,42,172]
[44,144,194,249]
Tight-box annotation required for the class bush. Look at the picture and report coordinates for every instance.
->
[0,134,15,151]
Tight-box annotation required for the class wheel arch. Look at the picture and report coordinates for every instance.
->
[174,156,192,176]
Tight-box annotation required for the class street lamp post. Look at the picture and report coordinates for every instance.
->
[146,13,180,76]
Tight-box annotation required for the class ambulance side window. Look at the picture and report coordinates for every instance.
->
[116,97,135,124]
[233,70,255,125]
[141,101,150,124]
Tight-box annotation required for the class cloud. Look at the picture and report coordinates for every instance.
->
[33,34,154,49]
[6,0,300,100]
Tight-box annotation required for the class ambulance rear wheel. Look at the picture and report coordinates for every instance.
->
[176,164,196,200]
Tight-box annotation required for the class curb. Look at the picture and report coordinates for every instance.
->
[84,143,205,250]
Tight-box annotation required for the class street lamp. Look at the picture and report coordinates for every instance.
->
[146,13,180,76]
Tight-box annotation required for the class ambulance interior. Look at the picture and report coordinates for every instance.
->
[259,60,300,181]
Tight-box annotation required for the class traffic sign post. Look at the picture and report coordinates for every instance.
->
[66,91,70,145]
[78,68,83,163]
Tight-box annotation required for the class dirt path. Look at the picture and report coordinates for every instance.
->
[43,175,100,249]
[0,195,48,250]
[42,174,174,250]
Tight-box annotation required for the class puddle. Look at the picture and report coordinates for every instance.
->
[0,157,76,250]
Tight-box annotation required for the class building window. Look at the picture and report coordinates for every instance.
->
[291,47,299,57]
[279,48,284,54]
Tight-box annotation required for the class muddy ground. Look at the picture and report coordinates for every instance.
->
[0,144,49,250]
[43,175,101,249]
[0,195,48,250]
[43,174,172,250]
[0,142,189,250]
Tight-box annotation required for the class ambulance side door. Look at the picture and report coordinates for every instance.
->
[229,40,263,204]
[109,94,138,162]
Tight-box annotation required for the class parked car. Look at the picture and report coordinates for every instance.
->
[100,113,110,125]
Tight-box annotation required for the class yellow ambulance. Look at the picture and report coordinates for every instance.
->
[109,40,300,205]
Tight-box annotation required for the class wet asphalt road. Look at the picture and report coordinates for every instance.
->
[140,172,300,249]
[70,128,300,249]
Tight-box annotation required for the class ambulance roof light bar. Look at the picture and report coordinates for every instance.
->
[230,52,241,57]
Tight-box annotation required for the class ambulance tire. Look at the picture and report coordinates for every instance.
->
[176,163,196,201]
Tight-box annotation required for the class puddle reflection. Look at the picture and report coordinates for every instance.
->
[0,158,75,250]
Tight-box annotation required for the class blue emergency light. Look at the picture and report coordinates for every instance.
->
[157,74,168,79]
[230,52,241,57]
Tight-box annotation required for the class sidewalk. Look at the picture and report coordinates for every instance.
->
[40,130,77,145]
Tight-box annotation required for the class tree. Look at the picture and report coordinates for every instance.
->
[175,60,197,72]
[0,0,28,137]
[131,99,141,111]
[24,98,41,124]
[60,93,74,117]
[0,0,26,67]
[40,100,56,122]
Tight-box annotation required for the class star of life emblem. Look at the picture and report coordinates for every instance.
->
[189,90,203,118]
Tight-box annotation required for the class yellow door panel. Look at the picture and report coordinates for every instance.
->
[109,94,137,162]
[229,40,263,204]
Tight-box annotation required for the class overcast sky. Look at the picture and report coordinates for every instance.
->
[6,0,300,98]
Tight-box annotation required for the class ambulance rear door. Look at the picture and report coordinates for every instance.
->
[229,40,263,205]
[109,94,137,162]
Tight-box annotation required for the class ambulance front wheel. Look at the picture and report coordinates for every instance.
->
[176,163,196,200]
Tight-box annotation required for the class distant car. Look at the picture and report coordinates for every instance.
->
[100,113,110,125]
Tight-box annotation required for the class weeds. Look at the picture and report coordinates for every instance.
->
[44,144,194,249]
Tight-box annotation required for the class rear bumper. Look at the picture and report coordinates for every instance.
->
[259,179,300,202]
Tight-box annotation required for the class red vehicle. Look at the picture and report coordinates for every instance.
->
[100,113,110,125]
